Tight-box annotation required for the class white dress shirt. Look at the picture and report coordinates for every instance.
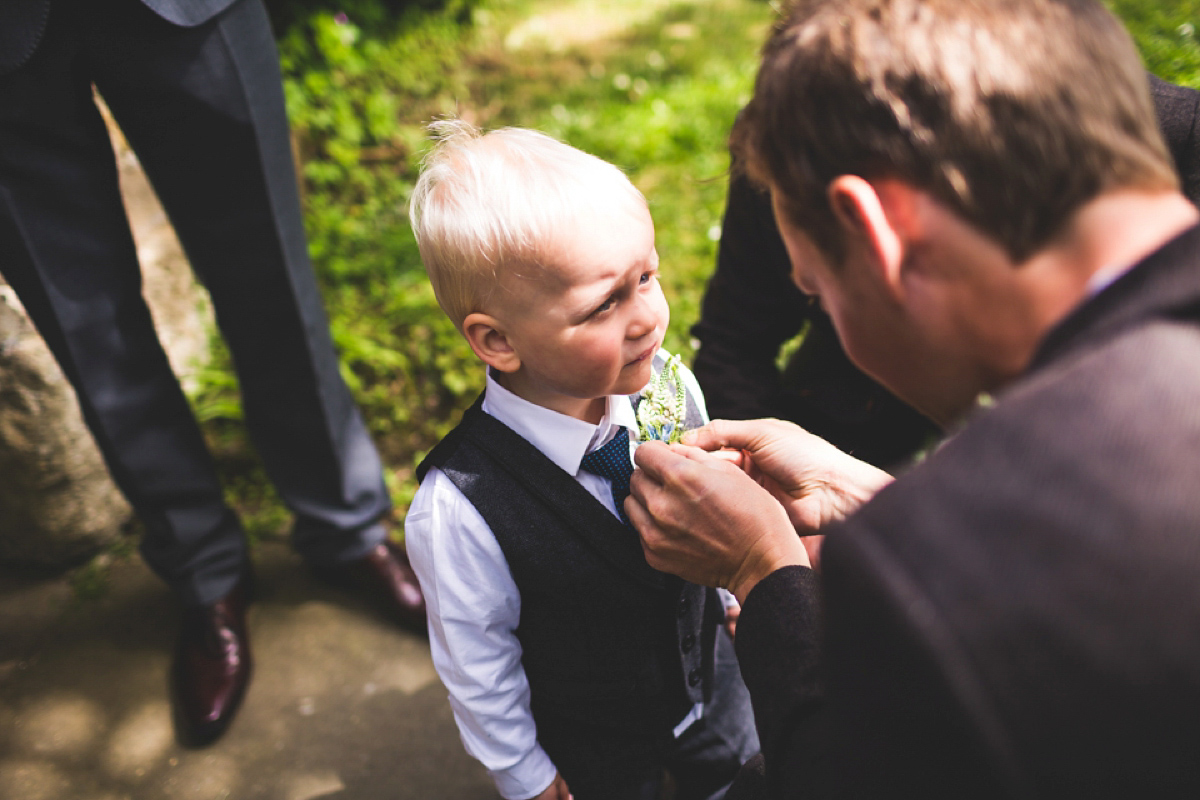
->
[405,357,722,800]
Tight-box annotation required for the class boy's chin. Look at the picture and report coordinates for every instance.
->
[616,364,655,395]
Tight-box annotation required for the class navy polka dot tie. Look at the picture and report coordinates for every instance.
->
[581,427,634,526]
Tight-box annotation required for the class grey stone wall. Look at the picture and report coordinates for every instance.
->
[0,286,133,568]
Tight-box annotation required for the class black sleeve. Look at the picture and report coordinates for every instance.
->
[690,168,814,421]
[733,548,1008,800]
[734,566,832,799]
[1150,74,1200,206]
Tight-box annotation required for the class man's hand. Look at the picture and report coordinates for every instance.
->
[627,418,893,603]
[628,441,810,605]
[687,418,893,535]
[528,772,570,800]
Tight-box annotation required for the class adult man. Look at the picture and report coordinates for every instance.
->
[0,0,424,745]
[629,0,1200,796]
[690,76,1200,472]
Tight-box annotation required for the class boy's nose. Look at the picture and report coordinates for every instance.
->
[627,293,661,339]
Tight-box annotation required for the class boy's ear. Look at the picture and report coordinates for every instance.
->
[462,312,521,373]
[828,175,919,298]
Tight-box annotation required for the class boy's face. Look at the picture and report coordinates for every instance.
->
[491,200,668,422]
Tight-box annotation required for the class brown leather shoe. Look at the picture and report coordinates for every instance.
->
[314,540,427,634]
[170,577,252,747]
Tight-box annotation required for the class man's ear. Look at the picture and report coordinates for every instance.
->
[462,312,521,373]
[828,175,918,297]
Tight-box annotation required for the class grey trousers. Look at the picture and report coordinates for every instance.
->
[0,0,389,605]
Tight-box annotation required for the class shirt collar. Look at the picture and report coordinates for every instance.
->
[1086,262,1135,297]
[481,369,639,476]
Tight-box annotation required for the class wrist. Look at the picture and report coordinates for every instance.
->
[729,528,810,606]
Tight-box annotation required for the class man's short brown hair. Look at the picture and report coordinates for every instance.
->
[733,0,1179,264]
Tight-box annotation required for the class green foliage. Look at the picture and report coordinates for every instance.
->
[70,557,112,601]
[191,0,772,523]
[190,0,1200,529]
[1105,0,1200,85]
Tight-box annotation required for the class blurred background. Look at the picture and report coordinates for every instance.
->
[192,0,1200,542]
[201,0,774,532]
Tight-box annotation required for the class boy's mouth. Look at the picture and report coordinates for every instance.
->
[627,343,658,367]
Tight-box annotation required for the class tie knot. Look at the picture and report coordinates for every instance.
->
[581,428,633,488]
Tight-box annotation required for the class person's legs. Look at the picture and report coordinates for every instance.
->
[90,0,391,571]
[0,0,255,745]
[0,0,419,746]
[0,0,247,609]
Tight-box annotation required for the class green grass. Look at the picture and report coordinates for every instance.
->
[1107,0,1200,85]
[191,0,1200,536]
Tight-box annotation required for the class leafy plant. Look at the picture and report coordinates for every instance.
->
[1106,0,1200,85]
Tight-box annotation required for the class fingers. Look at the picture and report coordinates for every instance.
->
[625,491,664,566]
[802,534,824,572]
[707,447,746,467]
[626,471,685,575]
[682,417,800,454]
[724,603,740,640]
[626,453,733,581]
[625,481,652,534]
[631,439,675,482]
[632,439,740,486]
[681,418,760,452]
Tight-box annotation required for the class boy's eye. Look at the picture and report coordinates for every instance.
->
[589,268,656,319]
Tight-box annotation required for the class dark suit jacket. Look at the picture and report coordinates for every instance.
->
[691,77,1200,470]
[0,0,239,74]
[735,222,1200,798]
[1151,75,1200,202]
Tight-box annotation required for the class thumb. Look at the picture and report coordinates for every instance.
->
[683,418,785,454]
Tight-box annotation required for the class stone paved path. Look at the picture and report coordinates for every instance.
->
[0,541,494,800]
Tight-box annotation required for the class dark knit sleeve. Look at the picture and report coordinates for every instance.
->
[734,565,831,799]
[732,534,1007,800]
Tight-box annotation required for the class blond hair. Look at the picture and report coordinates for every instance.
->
[409,120,647,328]
[733,0,1178,265]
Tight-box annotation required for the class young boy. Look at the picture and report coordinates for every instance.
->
[405,120,759,800]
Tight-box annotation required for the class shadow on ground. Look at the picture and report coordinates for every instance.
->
[0,541,494,800]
